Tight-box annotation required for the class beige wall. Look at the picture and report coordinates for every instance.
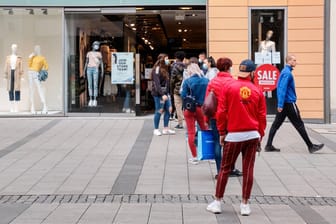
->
[208,0,325,119]
[331,0,336,122]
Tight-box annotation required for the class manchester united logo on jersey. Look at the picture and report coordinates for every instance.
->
[240,86,251,104]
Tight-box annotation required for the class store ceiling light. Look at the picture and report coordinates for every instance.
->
[179,7,192,10]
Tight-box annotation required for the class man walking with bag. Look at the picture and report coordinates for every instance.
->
[264,55,324,153]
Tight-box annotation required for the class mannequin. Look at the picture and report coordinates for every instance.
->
[258,30,276,53]
[4,44,24,112]
[28,45,48,114]
[83,41,104,107]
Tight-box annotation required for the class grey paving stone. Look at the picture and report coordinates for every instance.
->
[0,203,30,224]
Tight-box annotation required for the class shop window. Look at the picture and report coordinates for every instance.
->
[0,8,63,115]
[250,9,285,114]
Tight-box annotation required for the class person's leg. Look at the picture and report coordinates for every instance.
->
[86,68,93,105]
[123,89,130,111]
[215,141,242,199]
[210,119,221,174]
[163,98,171,128]
[184,110,197,158]
[265,108,287,147]
[286,103,313,147]
[241,138,259,203]
[195,107,207,130]
[153,96,162,130]
[174,94,184,126]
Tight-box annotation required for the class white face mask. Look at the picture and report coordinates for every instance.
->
[93,45,99,50]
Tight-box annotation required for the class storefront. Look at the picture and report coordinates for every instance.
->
[0,0,331,122]
[208,0,327,122]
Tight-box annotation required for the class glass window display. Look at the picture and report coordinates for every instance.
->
[0,8,63,115]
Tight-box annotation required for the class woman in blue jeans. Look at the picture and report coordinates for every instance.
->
[151,53,175,136]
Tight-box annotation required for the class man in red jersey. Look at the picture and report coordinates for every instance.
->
[207,59,266,216]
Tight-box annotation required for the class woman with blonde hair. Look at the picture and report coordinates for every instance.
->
[181,63,209,164]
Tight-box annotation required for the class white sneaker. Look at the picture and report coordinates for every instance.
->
[42,105,48,114]
[188,157,199,165]
[153,129,162,136]
[92,100,97,107]
[206,200,222,214]
[240,203,251,216]
[125,108,131,113]
[88,100,93,107]
[162,129,176,135]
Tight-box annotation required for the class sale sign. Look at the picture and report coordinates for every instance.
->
[254,64,280,92]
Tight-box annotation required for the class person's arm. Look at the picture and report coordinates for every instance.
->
[152,67,163,96]
[99,53,104,78]
[258,89,267,139]
[83,55,89,78]
[277,72,290,110]
[18,57,24,79]
[4,58,8,79]
[216,87,228,145]
[43,57,49,71]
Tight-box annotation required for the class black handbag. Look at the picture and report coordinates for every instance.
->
[38,70,48,81]
[183,82,196,112]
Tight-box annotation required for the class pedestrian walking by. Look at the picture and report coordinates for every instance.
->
[151,53,175,136]
[264,55,324,153]
[198,52,207,75]
[204,57,242,178]
[207,59,266,216]
[204,56,219,80]
[170,51,186,129]
[181,63,209,164]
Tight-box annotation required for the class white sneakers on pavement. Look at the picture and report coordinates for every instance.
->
[153,129,162,136]
[240,203,251,216]
[188,157,199,165]
[162,129,176,135]
[206,200,222,214]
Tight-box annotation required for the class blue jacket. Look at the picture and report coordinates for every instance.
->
[277,65,297,108]
[181,74,209,106]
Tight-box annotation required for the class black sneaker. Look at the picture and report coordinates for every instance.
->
[308,143,324,153]
[264,145,281,152]
[229,169,243,177]
[175,124,183,129]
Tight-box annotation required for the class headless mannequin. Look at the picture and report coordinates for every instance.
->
[4,44,23,112]
[28,45,48,114]
[83,41,104,107]
[259,30,276,53]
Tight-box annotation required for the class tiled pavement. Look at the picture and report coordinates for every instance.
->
[0,117,335,224]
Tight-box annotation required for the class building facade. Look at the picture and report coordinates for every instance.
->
[0,0,332,123]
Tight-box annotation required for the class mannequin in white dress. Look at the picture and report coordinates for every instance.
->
[259,30,276,53]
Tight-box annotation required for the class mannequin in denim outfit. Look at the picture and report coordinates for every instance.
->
[84,41,104,107]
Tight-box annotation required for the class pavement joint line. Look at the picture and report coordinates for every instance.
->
[0,119,61,159]
[0,194,335,206]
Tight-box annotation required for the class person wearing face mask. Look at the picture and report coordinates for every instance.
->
[204,56,219,80]
[151,53,175,136]
[198,52,207,75]
[83,41,104,107]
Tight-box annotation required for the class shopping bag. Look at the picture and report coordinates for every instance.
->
[197,130,215,160]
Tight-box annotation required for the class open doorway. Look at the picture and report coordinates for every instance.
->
[65,6,206,114]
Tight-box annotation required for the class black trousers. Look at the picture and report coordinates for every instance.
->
[266,102,313,148]
[9,69,21,101]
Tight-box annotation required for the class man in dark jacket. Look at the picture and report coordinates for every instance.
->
[170,51,186,129]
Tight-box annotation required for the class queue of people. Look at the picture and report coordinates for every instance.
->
[149,51,324,217]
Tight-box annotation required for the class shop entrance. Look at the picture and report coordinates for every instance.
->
[65,7,206,115]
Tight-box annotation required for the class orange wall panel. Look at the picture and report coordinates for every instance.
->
[209,18,247,30]
[209,0,247,6]
[209,7,248,18]
[296,88,323,99]
[295,76,323,88]
[209,41,248,53]
[290,53,323,64]
[288,0,324,6]
[293,65,323,76]
[248,0,287,6]
[288,18,323,29]
[288,41,323,53]
[209,30,248,41]
[288,29,323,41]
[288,6,324,17]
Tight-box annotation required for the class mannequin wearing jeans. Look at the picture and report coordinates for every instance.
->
[28,45,48,114]
[4,44,24,113]
[83,41,104,107]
